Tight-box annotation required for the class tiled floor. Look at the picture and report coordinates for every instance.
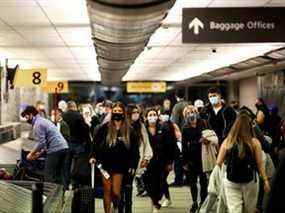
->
[0,137,193,213]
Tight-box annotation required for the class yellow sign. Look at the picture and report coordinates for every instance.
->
[14,68,47,88]
[127,82,166,93]
[42,81,69,94]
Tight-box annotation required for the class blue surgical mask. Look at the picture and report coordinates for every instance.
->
[186,113,198,123]
[147,116,158,124]
[160,114,170,122]
[209,96,219,106]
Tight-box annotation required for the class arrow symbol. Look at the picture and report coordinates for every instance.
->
[189,18,204,35]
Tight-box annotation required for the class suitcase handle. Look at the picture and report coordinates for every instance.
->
[91,163,95,189]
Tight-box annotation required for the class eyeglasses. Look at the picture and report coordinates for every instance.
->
[132,111,140,114]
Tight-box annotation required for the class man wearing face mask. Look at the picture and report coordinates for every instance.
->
[21,106,69,190]
[205,87,236,144]
[170,90,189,186]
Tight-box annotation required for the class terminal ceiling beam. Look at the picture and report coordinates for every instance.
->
[86,0,176,84]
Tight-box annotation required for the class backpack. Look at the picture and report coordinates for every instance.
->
[226,143,256,183]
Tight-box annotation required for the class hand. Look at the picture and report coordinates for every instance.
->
[264,179,270,193]
[27,152,35,161]
[128,168,136,176]
[33,152,42,159]
[165,164,173,172]
[183,164,189,171]
[140,159,149,168]
[202,138,210,145]
[89,158,96,164]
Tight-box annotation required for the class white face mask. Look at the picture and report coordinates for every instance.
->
[160,114,170,122]
[147,116,158,124]
[131,113,140,121]
[51,115,55,122]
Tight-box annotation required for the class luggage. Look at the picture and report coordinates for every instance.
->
[71,163,102,213]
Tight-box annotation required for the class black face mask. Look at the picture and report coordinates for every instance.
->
[112,113,125,121]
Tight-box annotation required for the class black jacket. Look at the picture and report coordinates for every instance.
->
[146,124,176,169]
[182,120,205,173]
[92,123,140,171]
[265,154,285,213]
[205,105,236,144]
[62,110,91,144]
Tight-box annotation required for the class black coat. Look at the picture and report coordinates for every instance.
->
[205,106,236,144]
[146,124,176,169]
[62,110,91,144]
[265,154,285,213]
[182,120,204,173]
[91,123,140,174]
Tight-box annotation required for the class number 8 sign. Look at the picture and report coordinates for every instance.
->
[14,68,47,87]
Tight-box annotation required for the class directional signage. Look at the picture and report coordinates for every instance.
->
[182,8,285,43]
[13,68,47,88]
[127,82,166,93]
[42,81,69,94]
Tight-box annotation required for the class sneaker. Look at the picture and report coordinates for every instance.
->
[152,208,159,213]
[161,199,172,207]
[152,205,160,213]
[140,191,148,197]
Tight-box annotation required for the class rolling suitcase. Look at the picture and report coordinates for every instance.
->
[71,163,96,213]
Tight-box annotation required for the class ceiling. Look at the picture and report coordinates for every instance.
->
[123,0,285,81]
[0,0,100,81]
[0,0,284,83]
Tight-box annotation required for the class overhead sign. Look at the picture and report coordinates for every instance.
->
[127,82,166,93]
[13,68,47,88]
[182,8,285,43]
[42,81,69,94]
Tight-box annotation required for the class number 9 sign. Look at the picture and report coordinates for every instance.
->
[57,82,64,92]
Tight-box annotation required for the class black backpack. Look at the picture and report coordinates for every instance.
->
[226,143,256,183]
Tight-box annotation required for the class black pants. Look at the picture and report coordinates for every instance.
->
[67,143,86,187]
[161,171,170,199]
[118,173,135,213]
[45,149,69,190]
[188,170,208,205]
[174,153,184,185]
[144,165,165,207]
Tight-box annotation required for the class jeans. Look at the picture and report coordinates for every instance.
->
[45,149,69,190]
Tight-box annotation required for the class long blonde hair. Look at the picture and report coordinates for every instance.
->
[225,114,254,158]
[106,102,131,148]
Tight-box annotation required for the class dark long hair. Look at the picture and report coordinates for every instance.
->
[106,102,130,148]
[127,104,143,142]
[225,114,254,158]
[145,108,159,127]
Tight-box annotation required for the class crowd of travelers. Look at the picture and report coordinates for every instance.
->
[20,87,285,213]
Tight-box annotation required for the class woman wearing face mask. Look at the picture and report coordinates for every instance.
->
[159,109,181,208]
[143,108,175,213]
[117,104,153,213]
[89,102,140,213]
[182,105,208,213]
